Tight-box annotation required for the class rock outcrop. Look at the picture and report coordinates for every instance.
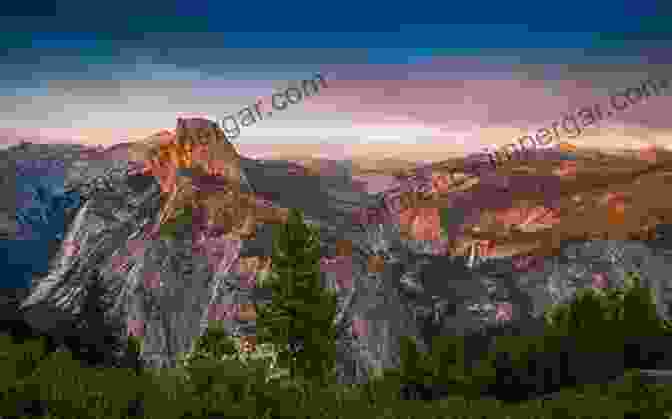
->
[18,118,404,382]
[16,120,672,387]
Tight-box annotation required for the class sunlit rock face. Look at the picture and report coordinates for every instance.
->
[14,127,672,388]
[17,117,416,379]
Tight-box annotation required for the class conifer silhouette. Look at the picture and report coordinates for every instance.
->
[254,208,338,386]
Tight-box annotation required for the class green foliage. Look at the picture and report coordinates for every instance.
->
[543,271,672,370]
[177,325,291,389]
[618,272,667,333]
[366,271,672,404]
[159,204,193,240]
[396,335,434,386]
[428,335,484,398]
[2,328,672,417]
[544,272,666,338]
[439,208,453,239]
[0,333,49,389]
[5,261,672,416]
[469,271,672,401]
[367,334,484,403]
[126,334,143,360]
[254,208,339,387]
[187,325,238,363]
[5,349,143,419]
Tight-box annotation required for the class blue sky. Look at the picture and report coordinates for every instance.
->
[0,0,670,157]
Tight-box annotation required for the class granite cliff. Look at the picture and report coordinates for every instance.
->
[12,118,672,386]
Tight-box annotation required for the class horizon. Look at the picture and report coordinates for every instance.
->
[1,3,671,159]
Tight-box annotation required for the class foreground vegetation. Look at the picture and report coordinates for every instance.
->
[4,209,672,417]
[3,325,672,418]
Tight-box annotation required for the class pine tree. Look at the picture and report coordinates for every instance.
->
[254,208,338,387]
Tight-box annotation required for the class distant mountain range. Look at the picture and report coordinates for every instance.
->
[7,117,672,389]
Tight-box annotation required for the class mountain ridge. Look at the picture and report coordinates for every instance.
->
[9,117,672,388]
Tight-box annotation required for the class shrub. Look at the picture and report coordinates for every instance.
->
[175,328,323,418]
[473,332,624,403]
[5,348,143,419]
[177,325,238,368]
[472,271,672,402]
[544,271,672,370]
[366,271,672,404]
[177,325,289,386]
[0,333,51,387]
[365,334,484,402]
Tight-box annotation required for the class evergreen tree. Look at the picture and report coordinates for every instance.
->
[254,208,338,387]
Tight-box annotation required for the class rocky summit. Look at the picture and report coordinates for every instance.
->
[11,117,672,385]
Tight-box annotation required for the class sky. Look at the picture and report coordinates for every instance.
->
[1,0,671,159]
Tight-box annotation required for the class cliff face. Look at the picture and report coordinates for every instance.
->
[18,118,423,381]
[377,144,672,322]
[15,121,672,385]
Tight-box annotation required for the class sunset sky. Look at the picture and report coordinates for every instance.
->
[1,1,671,160]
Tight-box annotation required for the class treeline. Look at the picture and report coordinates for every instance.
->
[2,209,672,417]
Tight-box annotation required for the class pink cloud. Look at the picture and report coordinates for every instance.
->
[6,62,671,154]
